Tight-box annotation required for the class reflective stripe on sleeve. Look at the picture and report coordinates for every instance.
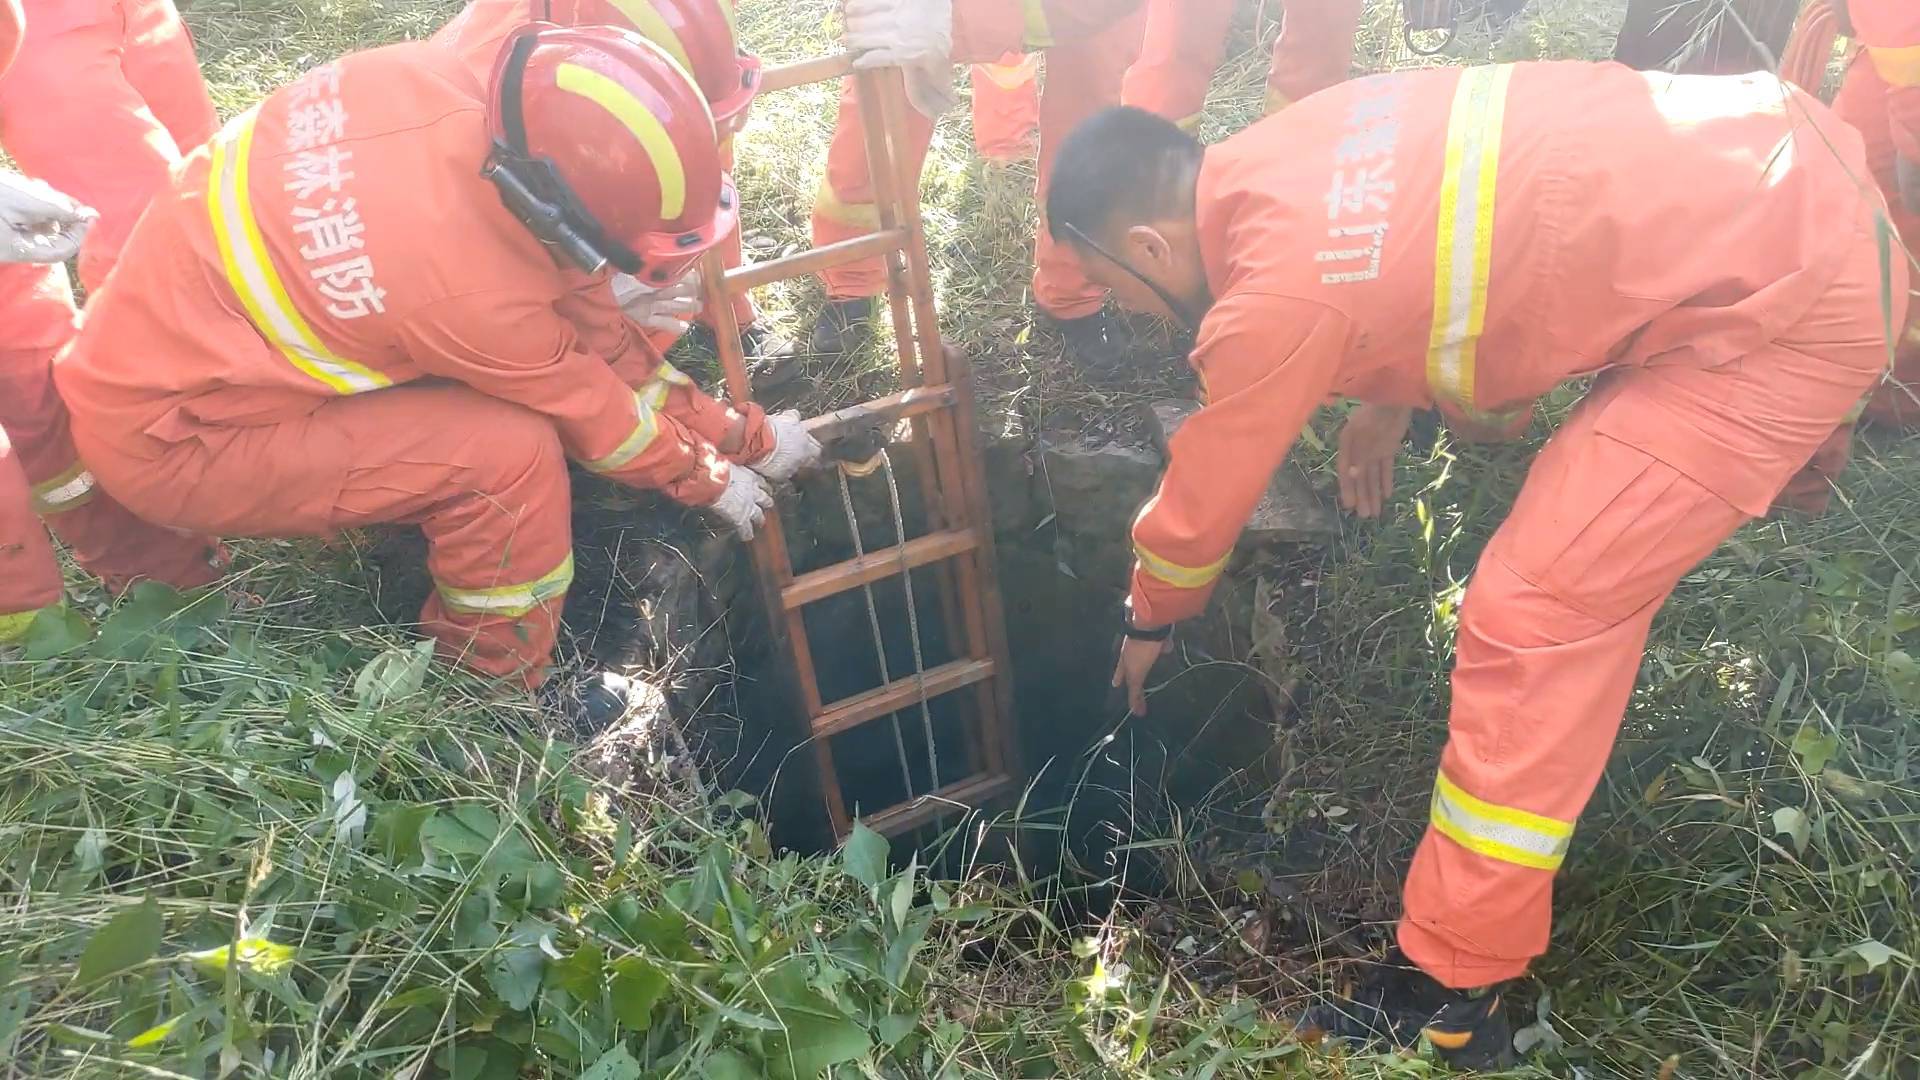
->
[1426,64,1513,419]
[1429,768,1573,872]
[1133,540,1229,590]
[31,462,96,514]
[206,111,392,397]
[584,379,674,474]
[436,554,575,617]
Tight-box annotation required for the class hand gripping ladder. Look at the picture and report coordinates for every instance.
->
[698,58,1018,839]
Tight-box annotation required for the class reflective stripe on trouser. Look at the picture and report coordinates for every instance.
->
[206,109,393,396]
[0,0,216,290]
[0,425,64,625]
[809,1,1144,316]
[67,382,576,687]
[972,54,1039,161]
[0,300,223,594]
[1399,220,1900,989]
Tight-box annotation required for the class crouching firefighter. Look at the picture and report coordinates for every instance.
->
[1048,63,1903,1066]
[55,26,820,712]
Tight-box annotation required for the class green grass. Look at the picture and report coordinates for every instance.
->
[3,0,1917,1075]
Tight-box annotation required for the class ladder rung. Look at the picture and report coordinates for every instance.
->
[803,384,956,444]
[760,52,855,93]
[724,229,907,292]
[860,771,1017,837]
[783,528,979,610]
[813,658,995,738]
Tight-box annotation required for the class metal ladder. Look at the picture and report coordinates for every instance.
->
[698,57,1018,840]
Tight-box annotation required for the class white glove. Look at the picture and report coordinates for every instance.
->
[844,0,956,119]
[708,466,775,540]
[751,410,824,482]
[0,171,96,265]
[612,269,704,339]
[844,0,951,67]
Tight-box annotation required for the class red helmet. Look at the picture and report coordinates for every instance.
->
[537,0,760,132]
[485,23,738,283]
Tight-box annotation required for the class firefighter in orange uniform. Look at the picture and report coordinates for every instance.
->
[0,0,224,619]
[1049,65,1901,1064]
[56,27,819,704]
[1830,0,1920,424]
[432,0,803,378]
[813,0,1147,365]
[1121,0,1365,129]
[0,0,216,290]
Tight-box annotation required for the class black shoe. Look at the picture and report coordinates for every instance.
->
[685,322,805,389]
[1046,309,1132,373]
[808,296,874,355]
[538,668,644,735]
[1296,951,1515,1069]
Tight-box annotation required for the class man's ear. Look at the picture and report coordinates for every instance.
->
[1125,223,1172,268]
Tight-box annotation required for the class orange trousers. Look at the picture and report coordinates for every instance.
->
[1399,208,1906,987]
[70,383,578,686]
[972,53,1039,162]
[811,5,1145,318]
[1121,0,1364,127]
[0,0,215,289]
[1833,53,1920,426]
[0,424,63,634]
[0,262,221,593]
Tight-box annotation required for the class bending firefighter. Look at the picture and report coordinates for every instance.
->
[0,0,224,647]
[54,27,819,702]
[434,0,802,378]
[1049,63,1902,1065]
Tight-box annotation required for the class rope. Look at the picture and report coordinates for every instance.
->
[837,461,914,793]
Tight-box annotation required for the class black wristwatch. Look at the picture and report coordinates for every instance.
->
[1123,620,1173,642]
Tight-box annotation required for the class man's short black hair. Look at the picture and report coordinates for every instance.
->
[1046,106,1203,247]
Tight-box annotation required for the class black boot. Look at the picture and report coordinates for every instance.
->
[808,296,874,355]
[1296,951,1516,1069]
[685,321,804,388]
[538,668,646,735]
[1046,309,1132,373]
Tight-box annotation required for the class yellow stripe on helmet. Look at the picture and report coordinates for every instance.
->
[555,60,689,220]
[606,0,698,78]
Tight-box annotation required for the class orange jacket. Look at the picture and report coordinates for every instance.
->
[58,41,738,506]
[1130,62,1877,625]
[1850,0,1920,165]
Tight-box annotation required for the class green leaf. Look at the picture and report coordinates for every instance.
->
[76,895,161,985]
[877,1012,918,1048]
[700,1050,756,1080]
[1885,649,1920,704]
[126,1016,180,1048]
[22,606,91,660]
[373,985,449,1015]
[95,582,224,659]
[353,640,435,707]
[609,955,668,1030]
[1791,726,1840,774]
[185,938,296,976]
[889,856,916,928]
[1846,939,1910,973]
[487,946,546,1011]
[550,942,604,1003]
[579,1045,642,1080]
[372,803,433,866]
[771,1013,871,1079]
[1772,806,1811,854]
[841,822,888,893]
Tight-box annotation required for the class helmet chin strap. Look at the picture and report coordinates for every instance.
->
[1061,222,1199,331]
[483,29,636,275]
